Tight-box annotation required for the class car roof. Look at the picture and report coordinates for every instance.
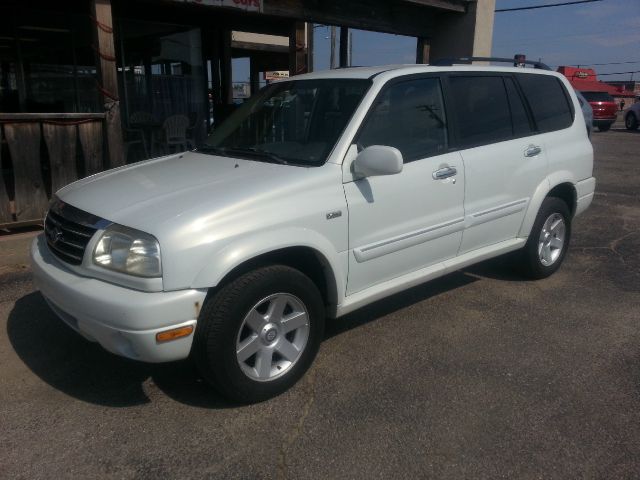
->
[290,64,562,81]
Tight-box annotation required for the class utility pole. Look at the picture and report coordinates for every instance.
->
[330,26,336,69]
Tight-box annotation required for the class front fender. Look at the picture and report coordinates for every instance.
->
[190,227,346,307]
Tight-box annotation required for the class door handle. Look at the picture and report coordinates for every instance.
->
[524,145,542,157]
[432,166,457,180]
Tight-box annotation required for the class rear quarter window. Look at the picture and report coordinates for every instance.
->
[517,74,574,133]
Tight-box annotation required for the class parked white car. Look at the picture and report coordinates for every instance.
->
[32,65,595,403]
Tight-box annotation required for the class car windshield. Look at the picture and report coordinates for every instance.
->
[581,91,614,103]
[201,79,371,166]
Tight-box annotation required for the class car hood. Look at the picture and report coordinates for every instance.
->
[57,151,324,231]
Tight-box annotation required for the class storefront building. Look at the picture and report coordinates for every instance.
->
[0,0,495,228]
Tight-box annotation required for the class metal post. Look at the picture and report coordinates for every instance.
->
[330,26,336,69]
[339,27,348,68]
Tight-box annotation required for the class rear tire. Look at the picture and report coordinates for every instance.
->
[193,265,325,404]
[518,197,571,279]
[626,113,638,131]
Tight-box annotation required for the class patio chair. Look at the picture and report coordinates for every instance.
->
[162,114,194,153]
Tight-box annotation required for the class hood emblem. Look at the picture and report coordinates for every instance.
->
[48,226,64,244]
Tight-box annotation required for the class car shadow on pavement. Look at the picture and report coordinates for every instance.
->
[7,292,235,409]
[8,260,524,409]
[326,270,481,339]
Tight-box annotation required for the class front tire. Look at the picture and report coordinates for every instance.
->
[626,113,638,131]
[193,265,325,404]
[518,197,571,279]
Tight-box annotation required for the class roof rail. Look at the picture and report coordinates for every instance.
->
[432,57,552,71]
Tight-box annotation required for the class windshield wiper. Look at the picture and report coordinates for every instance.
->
[196,145,227,155]
[197,145,290,165]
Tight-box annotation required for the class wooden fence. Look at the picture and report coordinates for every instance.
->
[0,113,107,229]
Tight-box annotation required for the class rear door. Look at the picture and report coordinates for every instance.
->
[446,73,548,254]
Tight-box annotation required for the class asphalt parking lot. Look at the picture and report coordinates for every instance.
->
[1,127,639,479]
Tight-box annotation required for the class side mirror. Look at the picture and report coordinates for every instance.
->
[353,145,403,177]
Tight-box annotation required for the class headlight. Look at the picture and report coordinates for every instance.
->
[93,224,161,277]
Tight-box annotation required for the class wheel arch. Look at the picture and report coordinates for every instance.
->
[191,230,344,315]
[519,176,577,238]
[548,182,577,217]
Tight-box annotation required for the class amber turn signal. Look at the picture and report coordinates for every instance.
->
[156,325,194,343]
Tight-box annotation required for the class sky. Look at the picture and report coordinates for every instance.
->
[247,0,639,83]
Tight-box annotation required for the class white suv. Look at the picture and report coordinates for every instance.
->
[31,65,595,403]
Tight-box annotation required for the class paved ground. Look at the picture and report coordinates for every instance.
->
[1,128,639,479]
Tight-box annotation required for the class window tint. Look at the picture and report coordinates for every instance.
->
[517,74,573,132]
[504,77,533,136]
[358,78,448,162]
[449,76,512,147]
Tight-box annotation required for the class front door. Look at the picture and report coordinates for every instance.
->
[343,77,465,295]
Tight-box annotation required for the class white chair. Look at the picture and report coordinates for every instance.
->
[162,115,194,153]
[124,111,159,162]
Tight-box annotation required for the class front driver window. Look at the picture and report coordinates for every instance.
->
[357,77,448,162]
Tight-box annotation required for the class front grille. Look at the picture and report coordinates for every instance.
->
[44,202,102,265]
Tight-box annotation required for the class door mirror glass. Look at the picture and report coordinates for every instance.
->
[353,145,403,177]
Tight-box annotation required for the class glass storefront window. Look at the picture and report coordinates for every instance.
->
[0,6,100,113]
[117,19,206,160]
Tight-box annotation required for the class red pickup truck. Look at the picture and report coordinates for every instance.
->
[580,91,617,132]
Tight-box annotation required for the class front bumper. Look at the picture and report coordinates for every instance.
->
[30,235,207,363]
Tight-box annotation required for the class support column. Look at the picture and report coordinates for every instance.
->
[289,21,307,76]
[306,23,314,72]
[220,29,233,105]
[339,27,349,68]
[249,57,260,96]
[429,0,495,63]
[91,0,124,168]
[416,37,430,64]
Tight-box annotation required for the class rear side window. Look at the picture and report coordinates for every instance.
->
[517,74,573,133]
[357,77,448,162]
[448,76,513,147]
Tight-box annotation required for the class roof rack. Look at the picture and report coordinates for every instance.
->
[432,57,551,71]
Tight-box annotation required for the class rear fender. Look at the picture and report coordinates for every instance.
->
[519,171,580,237]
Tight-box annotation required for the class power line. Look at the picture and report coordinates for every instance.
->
[573,60,640,67]
[592,70,640,76]
[496,0,603,13]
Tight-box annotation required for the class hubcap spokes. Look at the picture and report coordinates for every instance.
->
[538,213,566,266]
[236,293,310,381]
